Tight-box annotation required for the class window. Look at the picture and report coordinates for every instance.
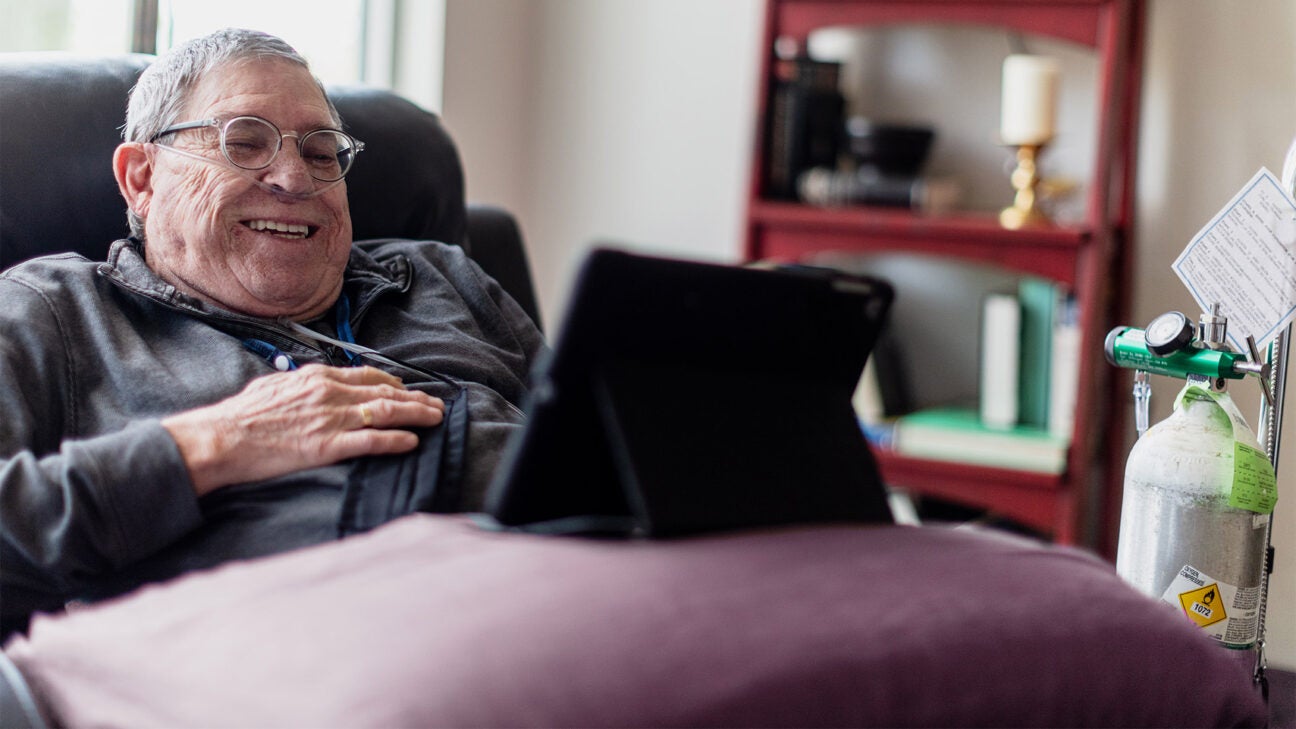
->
[1,0,442,109]
[0,0,133,54]
[1,0,367,87]
[158,0,366,85]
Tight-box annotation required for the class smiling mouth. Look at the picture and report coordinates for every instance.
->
[243,219,316,239]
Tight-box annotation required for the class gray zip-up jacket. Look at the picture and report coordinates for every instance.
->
[0,238,546,634]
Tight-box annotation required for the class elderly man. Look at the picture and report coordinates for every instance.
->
[0,29,545,637]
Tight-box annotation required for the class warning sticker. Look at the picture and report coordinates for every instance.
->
[1177,583,1227,628]
[1160,565,1259,647]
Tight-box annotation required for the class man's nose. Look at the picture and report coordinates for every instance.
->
[259,135,316,196]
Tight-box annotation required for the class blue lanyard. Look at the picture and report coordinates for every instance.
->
[331,293,363,366]
[242,294,359,371]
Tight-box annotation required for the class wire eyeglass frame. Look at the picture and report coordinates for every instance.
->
[149,115,365,183]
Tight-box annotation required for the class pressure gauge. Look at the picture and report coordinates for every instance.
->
[1144,311,1195,356]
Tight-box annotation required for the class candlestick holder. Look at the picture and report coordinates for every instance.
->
[999,141,1052,229]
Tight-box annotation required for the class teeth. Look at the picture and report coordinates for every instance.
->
[246,220,310,238]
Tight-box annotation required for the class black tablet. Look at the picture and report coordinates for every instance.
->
[482,247,896,537]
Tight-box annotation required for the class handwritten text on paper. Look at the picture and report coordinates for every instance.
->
[1173,168,1296,351]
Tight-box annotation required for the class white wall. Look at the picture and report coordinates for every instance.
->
[440,0,538,216]
[443,0,761,327]
[442,0,1296,669]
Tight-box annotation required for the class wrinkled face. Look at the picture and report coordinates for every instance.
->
[138,58,353,320]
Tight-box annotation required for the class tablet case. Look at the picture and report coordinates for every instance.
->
[483,248,895,537]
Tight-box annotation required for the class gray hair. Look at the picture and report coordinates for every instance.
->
[123,28,341,239]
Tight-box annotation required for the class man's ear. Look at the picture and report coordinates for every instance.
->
[113,142,153,221]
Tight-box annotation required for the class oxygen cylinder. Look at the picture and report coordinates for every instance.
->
[1116,385,1271,649]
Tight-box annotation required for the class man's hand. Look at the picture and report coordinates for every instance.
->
[161,365,446,496]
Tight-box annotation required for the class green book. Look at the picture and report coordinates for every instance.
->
[1016,277,1057,429]
[894,407,1068,474]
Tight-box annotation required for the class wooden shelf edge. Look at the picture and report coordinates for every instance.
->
[747,200,1095,284]
[749,200,1091,246]
[771,0,1119,49]
[876,451,1074,539]
[877,451,1065,490]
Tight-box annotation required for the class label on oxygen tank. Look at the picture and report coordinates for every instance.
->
[1231,441,1278,513]
[1160,564,1261,648]
[1176,384,1278,514]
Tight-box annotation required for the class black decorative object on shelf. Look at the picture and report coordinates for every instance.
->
[845,118,935,176]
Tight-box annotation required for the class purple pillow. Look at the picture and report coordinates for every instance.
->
[4,515,1268,727]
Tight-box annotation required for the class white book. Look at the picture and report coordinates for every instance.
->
[1048,295,1081,440]
[979,292,1020,430]
[852,357,886,425]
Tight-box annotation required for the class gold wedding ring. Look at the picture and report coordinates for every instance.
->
[358,403,374,428]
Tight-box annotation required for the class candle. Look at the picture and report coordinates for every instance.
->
[1000,54,1060,145]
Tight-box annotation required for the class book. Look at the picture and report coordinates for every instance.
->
[893,407,1069,474]
[852,330,912,422]
[1016,276,1057,428]
[1048,294,1080,439]
[978,291,1020,429]
[853,330,911,450]
[852,355,887,425]
[765,57,843,200]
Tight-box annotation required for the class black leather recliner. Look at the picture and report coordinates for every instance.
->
[0,52,542,331]
[0,52,544,729]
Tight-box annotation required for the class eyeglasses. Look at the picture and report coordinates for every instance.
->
[150,116,365,182]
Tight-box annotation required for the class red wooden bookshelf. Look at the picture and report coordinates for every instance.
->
[745,0,1145,553]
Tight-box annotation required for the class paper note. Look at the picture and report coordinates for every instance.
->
[1172,167,1296,351]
